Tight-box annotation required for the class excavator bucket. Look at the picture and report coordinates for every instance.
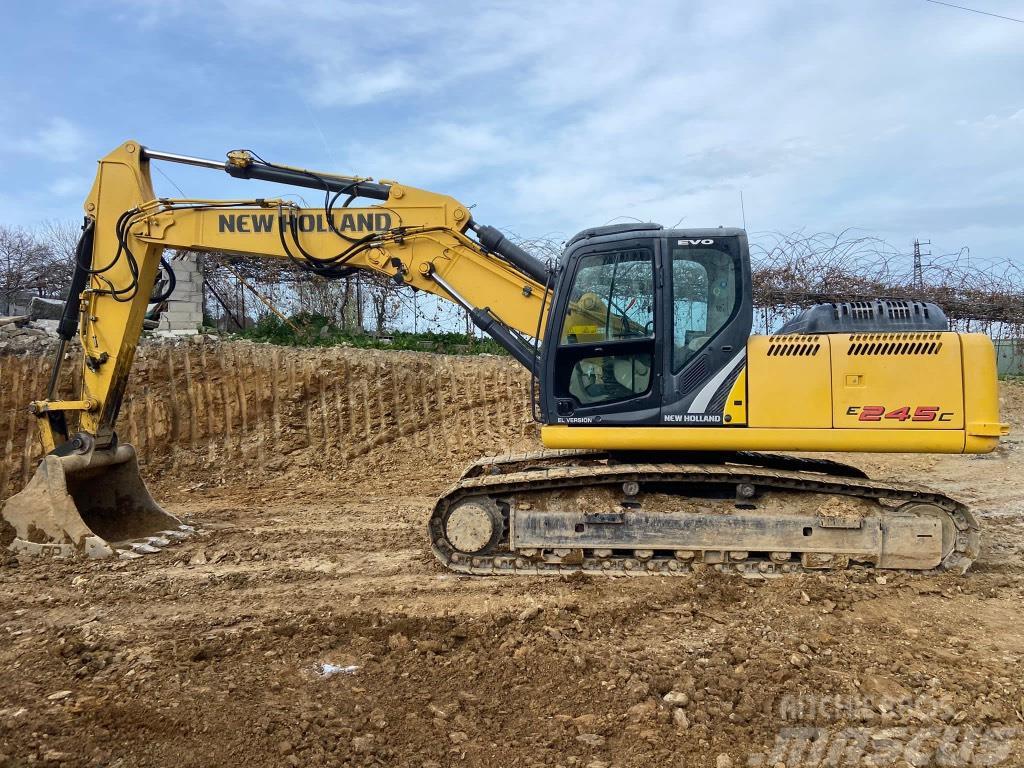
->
[0,444,191,559]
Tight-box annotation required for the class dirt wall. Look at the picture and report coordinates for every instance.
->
[0,340,537,499]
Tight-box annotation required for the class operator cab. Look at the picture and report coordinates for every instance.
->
[540,224,752,427]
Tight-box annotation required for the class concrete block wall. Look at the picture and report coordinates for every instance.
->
[995,339,1024,376]
[157,254,204,334]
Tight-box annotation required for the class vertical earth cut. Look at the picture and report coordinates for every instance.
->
[0,341,537,498]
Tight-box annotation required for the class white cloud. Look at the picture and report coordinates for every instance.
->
[48,175,92,197]
[311,63,413,107]
[14,117,87,162]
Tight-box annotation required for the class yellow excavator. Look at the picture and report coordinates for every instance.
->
[0,141,1009,575]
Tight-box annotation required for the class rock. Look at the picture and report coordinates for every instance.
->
[42,751,72,762]
[860,674,912,712]
[46,690,73,701]
[188,550,208,566]
[351,734,375,753]
[449,731,468,745]
[716,755,733,768]
[663,690,690,706]
[71,575,87,588]
[428,703,452,720]
[277,741,293,755]
[573,714,599,733]
[626,700,656,721]
[518,605,542,622]
[789,653,809,668]
[209,549,229,564]
[672,708,690,730]
[576,733,605,747]
[800,590,811,604]
[586,762,610,768]
[388,633,411,651]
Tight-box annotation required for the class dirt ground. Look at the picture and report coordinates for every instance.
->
[1,342,1022,768]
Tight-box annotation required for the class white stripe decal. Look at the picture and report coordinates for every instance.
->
[687,348,747,414]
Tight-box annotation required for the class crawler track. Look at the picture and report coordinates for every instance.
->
[428,450,980,577]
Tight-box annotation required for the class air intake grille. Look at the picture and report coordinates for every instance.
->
[680,355,709,390]
[848,301,877,321]
[767,336,821,357]
[846,333,943,356]
[882,300,913,320]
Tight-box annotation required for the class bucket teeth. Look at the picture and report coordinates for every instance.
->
[84,536,115,559]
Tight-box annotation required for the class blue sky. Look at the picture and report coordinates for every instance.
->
[1,0,1022,265]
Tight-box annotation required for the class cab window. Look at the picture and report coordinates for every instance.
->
[671,246,738,371]
[560,250,654,345]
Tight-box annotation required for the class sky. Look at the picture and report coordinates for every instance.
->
[1,0,1022,267]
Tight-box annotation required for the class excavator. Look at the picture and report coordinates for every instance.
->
[0,141,1009,576]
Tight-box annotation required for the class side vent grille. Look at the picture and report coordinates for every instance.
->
[767,336,821,357]
[680,355,709,391]
[848,301,877,321]
[883,300,913,320]
[847,299,914,321]
[847,332,943,356]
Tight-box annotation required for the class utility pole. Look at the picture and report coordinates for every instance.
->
[912,238,931,291]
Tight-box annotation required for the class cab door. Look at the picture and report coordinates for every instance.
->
[543,238,665,425]
[659,232,752,425]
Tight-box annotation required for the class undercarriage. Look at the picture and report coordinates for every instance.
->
[429,450,979,577]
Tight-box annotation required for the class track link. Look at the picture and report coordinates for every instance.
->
[429,450,979,577]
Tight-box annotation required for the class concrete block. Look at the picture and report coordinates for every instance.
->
[29,297,65,321]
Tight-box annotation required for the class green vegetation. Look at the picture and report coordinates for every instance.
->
[234,313,509,356]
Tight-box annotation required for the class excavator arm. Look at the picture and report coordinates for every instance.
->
[39,141,551,454]
[1,140,553,558]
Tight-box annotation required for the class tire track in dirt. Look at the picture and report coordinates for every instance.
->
[1,340,536,498]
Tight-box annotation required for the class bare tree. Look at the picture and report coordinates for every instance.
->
[36,220,80,295]
[750,229,1024,336]
[0,225,64,313]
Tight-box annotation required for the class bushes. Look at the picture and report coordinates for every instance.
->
[237,313,509,356]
